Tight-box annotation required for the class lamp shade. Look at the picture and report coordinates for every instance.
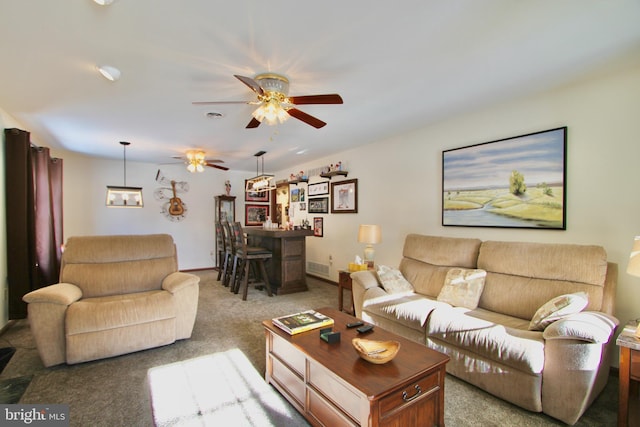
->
[628,236,640,277]
[358,225,381,245]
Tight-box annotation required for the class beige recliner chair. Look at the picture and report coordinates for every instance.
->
[23,234,200,367]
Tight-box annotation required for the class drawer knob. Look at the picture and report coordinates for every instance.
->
[402,384,422,402]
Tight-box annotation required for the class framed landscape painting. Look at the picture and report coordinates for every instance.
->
[442,127,567,229]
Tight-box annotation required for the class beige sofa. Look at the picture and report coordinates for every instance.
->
[23,234,200,367]
[351,234,618,425]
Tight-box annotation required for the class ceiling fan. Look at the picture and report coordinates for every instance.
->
[193,73,343,129]
[172,150,229,172]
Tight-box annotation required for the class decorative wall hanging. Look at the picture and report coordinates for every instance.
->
[313,217,324,237]
[331,179,358,213]
[308,182,329,196]
[154,170,189,222]
[442,127,567,229]
[309,197,329,214]
[245,204,270,226]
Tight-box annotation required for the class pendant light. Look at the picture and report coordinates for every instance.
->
[245,151,276,193]
[106,141,144,207]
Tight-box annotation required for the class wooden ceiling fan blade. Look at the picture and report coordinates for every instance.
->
[206,163,229,171]
[246,117,261,128]
[289,94,343,105]
[287,108,326,128]
[234,75,264,96]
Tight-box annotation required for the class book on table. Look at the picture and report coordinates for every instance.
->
[272,310,334,335]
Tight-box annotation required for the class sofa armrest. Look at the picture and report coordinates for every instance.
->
[162,272,200,294]
[543,311,619,343]
[351,270,381,317]
[22,283,82,306]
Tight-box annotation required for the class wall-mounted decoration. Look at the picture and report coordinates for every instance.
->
[331,178,358,213]
[300,203,306,211]
[442,127,567,229]
[245,204,270,226]
[309,197,329,214]
[290,188,300,203]
[245,179,270,202]
[308,182,329,196]
[154,170,189,222]
[313,217,324,237]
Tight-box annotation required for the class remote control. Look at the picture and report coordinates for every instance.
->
[346,321,364,328]
[356,324,374,334]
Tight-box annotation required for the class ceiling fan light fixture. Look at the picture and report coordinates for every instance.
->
[186,150,206,173]
[252,99,289,125]
[93,0,116,5]
[97,65,121,82]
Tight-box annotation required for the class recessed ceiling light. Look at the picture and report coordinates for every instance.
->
[97,65,121,82]
[206,112,224,119]
[93,0,115,5]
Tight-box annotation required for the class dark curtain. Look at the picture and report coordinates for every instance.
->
[4,128,63,319]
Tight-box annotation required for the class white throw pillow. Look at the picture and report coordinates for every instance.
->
[528,292,589,331]
[437,268,486,309]
[376,265,414,294]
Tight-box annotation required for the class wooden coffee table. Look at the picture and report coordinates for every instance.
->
[263,307,449,426]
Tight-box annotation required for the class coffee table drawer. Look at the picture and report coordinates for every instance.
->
[271,333,306,376]
[308,387,358,427]
[379,371,440,416]
[308,359,363,420]
[271,356,305,408]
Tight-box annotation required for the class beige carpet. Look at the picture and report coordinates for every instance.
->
[0,271,617,426]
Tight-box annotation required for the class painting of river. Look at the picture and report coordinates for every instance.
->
[442,127,566,229]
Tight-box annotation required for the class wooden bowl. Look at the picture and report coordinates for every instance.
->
[352,338,400,364]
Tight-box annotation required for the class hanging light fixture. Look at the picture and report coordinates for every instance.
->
[186,150,206,173]
[251,73,291,126]
[245,151,276,193]
[106,141,144,207]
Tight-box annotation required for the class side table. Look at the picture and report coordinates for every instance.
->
[617,320,640,427]
[338,270,355,315]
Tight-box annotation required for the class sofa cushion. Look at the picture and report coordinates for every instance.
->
[528,292,588,331]
[477,241,608,319]
[363,293,451,330]
[376,265,414,294]
[66,290,175,335]
[428,306,545,374]
[437,268,486,309]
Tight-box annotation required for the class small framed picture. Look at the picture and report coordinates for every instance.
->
[331,179,358,213]
[313,217,323,237]
[308,182,329,196]
[309,197,329,214]
[245,204,270,226]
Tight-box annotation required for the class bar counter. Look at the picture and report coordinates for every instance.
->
[243,228,314,294]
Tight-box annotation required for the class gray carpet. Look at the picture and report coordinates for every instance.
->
[0,271,617,426]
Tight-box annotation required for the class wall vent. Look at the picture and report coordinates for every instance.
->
[307,261,330,277]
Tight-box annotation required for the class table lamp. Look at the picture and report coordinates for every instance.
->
[358,225,381,269]
[627,235,640,337]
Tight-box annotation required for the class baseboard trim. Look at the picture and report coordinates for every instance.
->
[306,273,337,286]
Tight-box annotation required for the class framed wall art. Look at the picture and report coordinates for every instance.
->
[313,217,323,237]
[245,180,270,202]
[308,182,329,196]
[245,204,270,226]
[442,127,567,229]
[308,197,329,214]
[331,179,358,213]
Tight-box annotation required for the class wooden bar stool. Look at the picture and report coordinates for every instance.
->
[220,221,235,287]
[215,221,226,281]
[229,222,273,300]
